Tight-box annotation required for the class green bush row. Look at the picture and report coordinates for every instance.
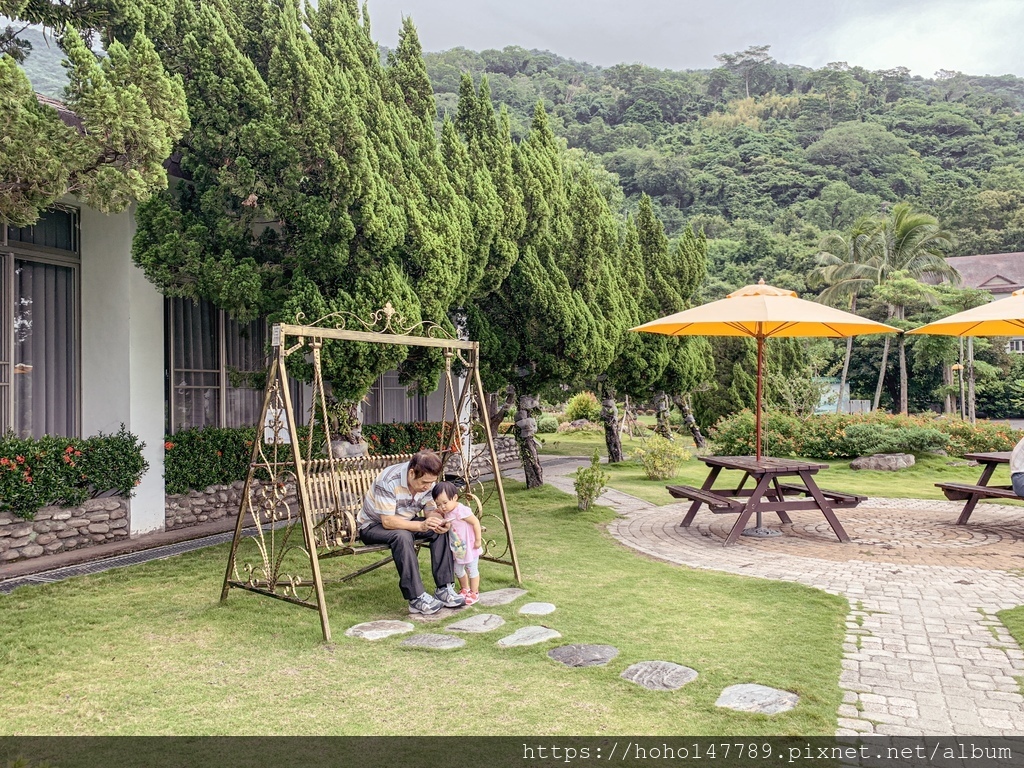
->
[164,422,452,495]
[710,411,1022,460]
[0,427,148,520]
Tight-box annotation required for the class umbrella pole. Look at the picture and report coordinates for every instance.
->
[742,333,779,538]
[755,335,763,462]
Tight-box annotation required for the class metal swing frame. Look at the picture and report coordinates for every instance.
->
[219,302,521,641]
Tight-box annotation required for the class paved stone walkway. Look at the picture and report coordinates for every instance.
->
[512,457,1024,736]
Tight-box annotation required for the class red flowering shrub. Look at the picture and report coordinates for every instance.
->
[0,427,148,520]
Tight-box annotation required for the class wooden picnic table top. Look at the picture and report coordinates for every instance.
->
[700,455,830,473]
[963,451,1011,464]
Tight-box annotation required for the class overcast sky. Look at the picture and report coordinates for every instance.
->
[366,0,1024,78]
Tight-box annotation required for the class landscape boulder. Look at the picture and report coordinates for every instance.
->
[849,453,915,471]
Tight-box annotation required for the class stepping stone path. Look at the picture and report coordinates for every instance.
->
[345,620,415,641]
[446,613,505,633]
[519,602,556,615]
[476,588,528,607]
[715,684,799,715]
[548,644,619,667]
[400,633,466,650]
[497,626,562,647]
[621,661,698,690]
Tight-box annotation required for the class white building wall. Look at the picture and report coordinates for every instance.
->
[79,204,166,536]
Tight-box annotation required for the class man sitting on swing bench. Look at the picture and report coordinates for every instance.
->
[356,450,467,615]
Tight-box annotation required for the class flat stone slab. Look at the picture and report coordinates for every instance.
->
[446,613,506,633]
[407,606,465,623]
[344,620,415,641]
[547,643,619,667]
[519,602,556,615]
[497,626,562,647]
[715,684,799,714]
[400,633,466,650]
[621,661,698,690]
[476,588,528,607]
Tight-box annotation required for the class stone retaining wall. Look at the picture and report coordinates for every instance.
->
[0,437,523,565]
[0,497,129,563]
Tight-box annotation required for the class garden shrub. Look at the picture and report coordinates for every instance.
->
[710,410,1021,459]
[0,427,148,520]
[565,391,602,422]
[709,410,803,457]
[163,426,257,495]
[536,415,559,433]
[557,420,602,433]
[574,450,609,511]
[633,434,691,480]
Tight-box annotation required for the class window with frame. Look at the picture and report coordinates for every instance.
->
[1,208,80,438]
[362,370,428,424]
[167,298,284,433]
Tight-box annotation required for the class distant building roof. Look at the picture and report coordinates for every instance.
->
[945,252,1024,295]
[36,93,84,133]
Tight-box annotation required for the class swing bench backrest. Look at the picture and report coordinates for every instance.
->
[300,453,414,551]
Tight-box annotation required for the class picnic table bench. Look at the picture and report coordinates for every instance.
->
[667,455,858,546]
[936,451,1019,524]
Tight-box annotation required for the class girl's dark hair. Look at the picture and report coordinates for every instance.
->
[431,480,459,501]
[408,450,443,478]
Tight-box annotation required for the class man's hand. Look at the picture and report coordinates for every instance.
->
[422,516,449,533]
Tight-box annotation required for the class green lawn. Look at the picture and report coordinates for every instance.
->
[539,429,1021,506]
[0,481,846,736]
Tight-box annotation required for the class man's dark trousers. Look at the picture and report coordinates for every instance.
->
[359,522,454,600]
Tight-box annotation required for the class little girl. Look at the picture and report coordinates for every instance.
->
[431,481,484,605]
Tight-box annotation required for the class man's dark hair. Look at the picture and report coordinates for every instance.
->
[408,450,443,478]
[431,480,459,501]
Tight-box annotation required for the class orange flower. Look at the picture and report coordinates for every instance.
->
[164,442,174,450]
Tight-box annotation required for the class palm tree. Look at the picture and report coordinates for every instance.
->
[811,218,879,413]
[878,203,960,413]
[812,203,959,414]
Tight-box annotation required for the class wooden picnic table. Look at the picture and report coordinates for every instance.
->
[666,455,864,546]
[936,451,1020,524]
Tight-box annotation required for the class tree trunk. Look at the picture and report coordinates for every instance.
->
[673,394,706,449]
[487,386,517,441]
[943,365,953,415]
[873,336,890,411]
[513,394,544,488]
[653,391,672,439]
[600,392,624,463]
[898,334,908,415]
[837,336,853,414]
[968,337,976,424]
[959,337,966,420]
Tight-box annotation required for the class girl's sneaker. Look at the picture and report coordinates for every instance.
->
[464,590,479,606]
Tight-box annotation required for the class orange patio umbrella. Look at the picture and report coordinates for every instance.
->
[631,280,898,459]
[906,288,1024,337]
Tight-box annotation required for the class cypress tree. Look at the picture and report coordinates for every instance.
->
[1,18,187,226]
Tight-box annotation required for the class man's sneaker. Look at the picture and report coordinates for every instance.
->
[434,583,467,608]
[464,590,479,606]
[409,592,443,615]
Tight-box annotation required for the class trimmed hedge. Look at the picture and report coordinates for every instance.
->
[164,422,453,495]
[710,410,1022,460]
[0,427,148,519]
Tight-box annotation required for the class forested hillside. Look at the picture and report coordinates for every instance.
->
[425,46,1024,295]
